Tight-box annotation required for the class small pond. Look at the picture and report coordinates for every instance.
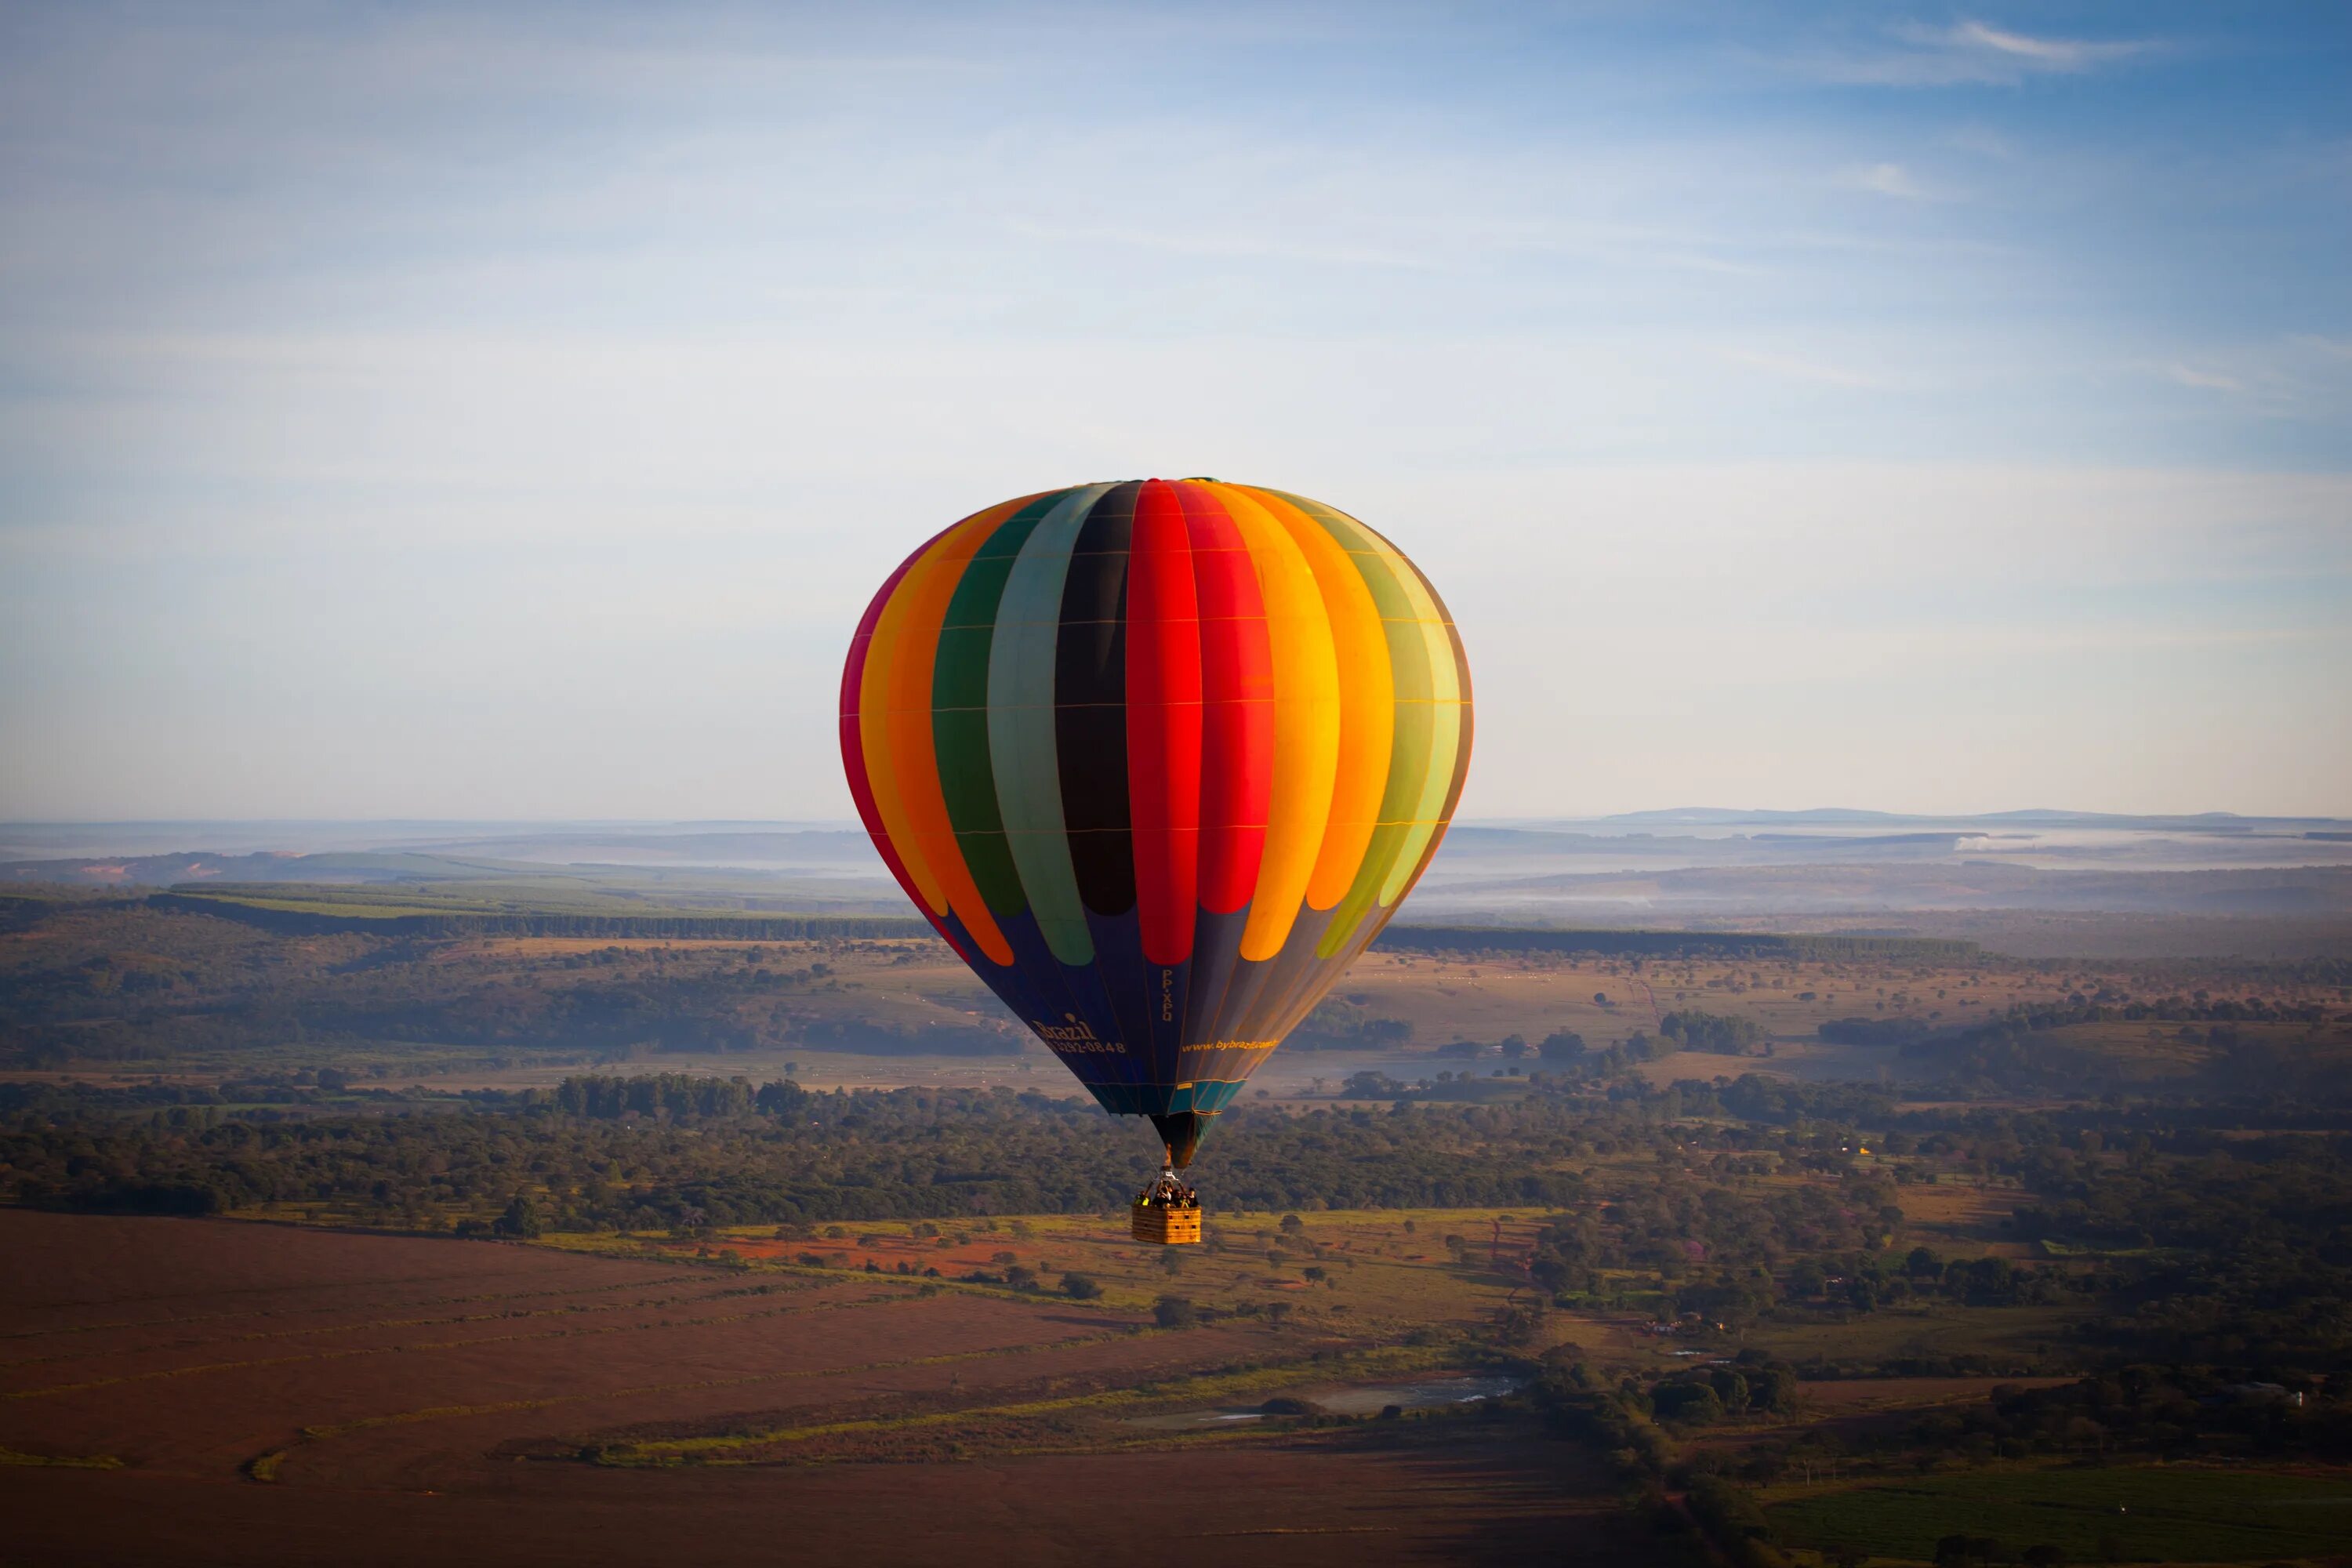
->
[1123,1374,1523,1430]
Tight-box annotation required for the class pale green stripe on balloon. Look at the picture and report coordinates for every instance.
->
[986,484,1111,966]
[1380,709,1463,898]
[1309,535,1439,957]
[1374,545,1465,906]
[1256,495,1468,956]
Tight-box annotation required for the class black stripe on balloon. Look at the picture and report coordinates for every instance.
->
[1055,480,1138,916]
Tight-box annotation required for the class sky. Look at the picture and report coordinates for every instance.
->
[1,2,2347,822]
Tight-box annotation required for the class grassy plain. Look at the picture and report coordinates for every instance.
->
[16,887,2348,1115]
[1763,1465,2352,1563]
[0,895,2170,1092]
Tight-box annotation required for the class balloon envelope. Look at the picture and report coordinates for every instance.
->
[840,480,1472,1163]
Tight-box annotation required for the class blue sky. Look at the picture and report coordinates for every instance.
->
[2,2,2346,820]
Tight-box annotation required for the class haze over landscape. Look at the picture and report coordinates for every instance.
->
[2,5,2348,1567]
[9,808,2352,960]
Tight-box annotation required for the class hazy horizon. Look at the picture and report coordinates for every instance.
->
[9,802,2352,836]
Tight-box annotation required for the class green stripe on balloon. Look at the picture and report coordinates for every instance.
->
[934,492,1068,919]
[988,485,1111,965]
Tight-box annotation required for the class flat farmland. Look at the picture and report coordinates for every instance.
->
[1334,948,2076,1042]
[596,1206,1555,1324]
[19,899,2327,1104]
[1763,1465,2352,1563]
[0,1210,1646,1567]
[1788,1375,2074,1415]
[1730,1301,2085,1370]
[1883,1180,2034,1252]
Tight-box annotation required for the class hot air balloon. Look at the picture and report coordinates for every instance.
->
[840,480,1471,1242]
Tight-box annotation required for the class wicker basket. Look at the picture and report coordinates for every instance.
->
[1131,1203,1203,1246]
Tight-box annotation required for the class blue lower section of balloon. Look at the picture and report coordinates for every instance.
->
[938,905,1243,1124]
[1081,1078,1249,1117]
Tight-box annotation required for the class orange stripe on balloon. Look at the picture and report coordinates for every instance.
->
[1201,484,1338,962]
[860,501,1025,964]
[1235,486,1394,912]
[859,534,967,916]
[841,523,961,959]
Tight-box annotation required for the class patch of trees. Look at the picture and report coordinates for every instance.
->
[0,887,141,934]
[0,1085,1605,1229]
[1529,1356,1673,1479]
[0,1080,233,1115]
[1538,1029,1586,1062]
[1525,1165,1900,1309]
[1525,1030,1676,1081]
[552,1073,804,1120]
[1651,1362,1798,1426]
[1660,1009,1766,1054]
[1766,1248,2071,1316]
[1928,1365,2352,1462]
[1683,1474,1778,1567]
[1882,996,2352,1102]
[1290,997,1414,1050]
[1708,1076,1893,1127]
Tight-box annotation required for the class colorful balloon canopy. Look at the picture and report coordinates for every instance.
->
[840,480,1472,1165]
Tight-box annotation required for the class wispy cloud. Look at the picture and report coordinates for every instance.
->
[1942,125,2016,159]
[1719,348,1886,388]
[1838,162,1929,200]
[1801,17,2161,87]
[998,218,1447,272]
[2138,339,2352,419]
[2163,362,2245,393]
[1926,20,2154,73]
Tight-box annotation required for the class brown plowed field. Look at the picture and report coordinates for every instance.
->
[0,1211,1637,1566]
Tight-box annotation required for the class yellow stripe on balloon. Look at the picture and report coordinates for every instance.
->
[860,503,1022,962]
[1205,484,1339,962]
[1236,487,1393,912]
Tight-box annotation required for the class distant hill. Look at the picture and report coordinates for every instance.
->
[1581,808,2333,832]
[1414,862,2352,917]
[1583,808,2340,833]
[0,851,506,888]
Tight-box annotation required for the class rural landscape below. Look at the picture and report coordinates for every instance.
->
[5,4,2346,1563]
[5,814,2350,1564]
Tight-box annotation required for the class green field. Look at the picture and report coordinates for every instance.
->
[1766,1465,2352,1563]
